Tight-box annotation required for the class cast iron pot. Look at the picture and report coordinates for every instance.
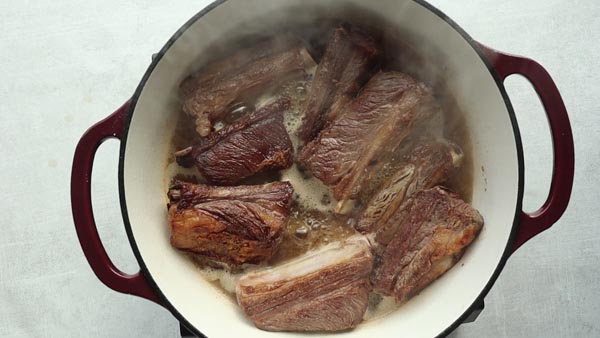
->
[71,1,574,337]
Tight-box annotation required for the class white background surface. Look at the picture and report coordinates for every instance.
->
[1,1,598,337]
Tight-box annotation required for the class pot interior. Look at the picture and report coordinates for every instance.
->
[121,1,521,337]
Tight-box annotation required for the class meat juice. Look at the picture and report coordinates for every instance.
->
[164,23,474,320]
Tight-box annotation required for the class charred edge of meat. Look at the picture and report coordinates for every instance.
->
[167,182,182,202]
[173,147,194,168]
[298,23,379,143]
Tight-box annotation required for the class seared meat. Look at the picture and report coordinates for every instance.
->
[175,98,293,185]
[298,71,439,205]
[297,24,379,142]
[167,180,293,267]
[180,37,315,136]
[355,140,463,233]
[371,187,483,303]
[236,236,373,332]
[180,36,294,98]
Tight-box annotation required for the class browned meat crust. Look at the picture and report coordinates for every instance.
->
[180,36,315,136]
[176,98,294,185]
[371,186,483,303]
[167,180,293,267]
[298,71,438,203]
[297,24,379,142]
[236,236,373,332]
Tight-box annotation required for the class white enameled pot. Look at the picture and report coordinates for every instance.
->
[71,1,574,337]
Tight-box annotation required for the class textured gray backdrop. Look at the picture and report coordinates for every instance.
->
[1,0,598,337]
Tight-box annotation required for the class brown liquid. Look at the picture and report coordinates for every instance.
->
[270,206,358,264]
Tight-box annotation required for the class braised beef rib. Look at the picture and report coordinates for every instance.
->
[298,71,439,205]
[236,236,373,331]
[371,186,483,303]
[297,24,379,142]
[167,180,293,267]
[181,36,315,136]
[175,98,294,185]
[356,140,463,233]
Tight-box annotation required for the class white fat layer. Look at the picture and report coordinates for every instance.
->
[238,235,370,286]
[364,295,398,321]
[196,267,241,294]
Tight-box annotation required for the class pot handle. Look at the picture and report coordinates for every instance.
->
[477,43,575,252]
[71,101,161,304]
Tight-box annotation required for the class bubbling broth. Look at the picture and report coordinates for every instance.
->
[164,14,474,326]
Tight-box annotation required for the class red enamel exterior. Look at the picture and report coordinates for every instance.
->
[70,101,161,304]
[477,44,575,252]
